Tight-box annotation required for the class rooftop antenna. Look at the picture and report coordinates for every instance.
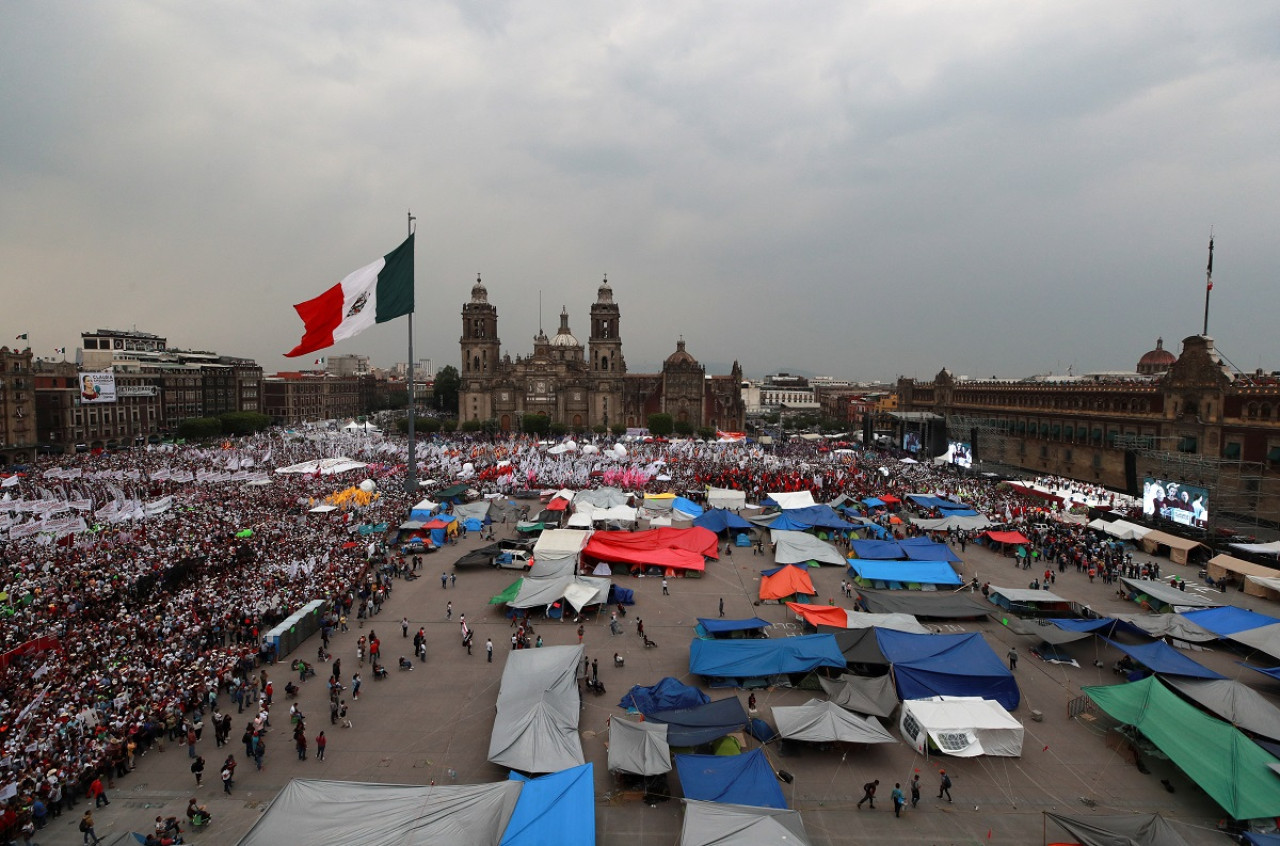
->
[1202,227,1214,336]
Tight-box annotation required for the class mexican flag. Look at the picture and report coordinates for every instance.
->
[285,234,415,357]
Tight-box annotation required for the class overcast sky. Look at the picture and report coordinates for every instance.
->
[3,2,1277,382]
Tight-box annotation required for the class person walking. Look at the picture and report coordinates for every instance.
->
[441,572,448,589]
[910,774,921,808]
[221,764,234,794]
[79,810,101,845]
[661,578,669,595]
[401,617,409,638]
[1007,646,1018,670]
[718,597,725,618]
[857,779,878,809]
[351,672,362,700]
[191,755,205,787]
[315,731,327,761]
[937,770,952,802]
[577,623,585,644]
[446,601,453,620]
[89,776,109,807]
[486,638,494,663]
[892,783,905,817]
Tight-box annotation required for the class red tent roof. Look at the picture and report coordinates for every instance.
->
[879,494,901,503]
[545,497,570,512]
[983,530,1030,545]
[584,527,719,562]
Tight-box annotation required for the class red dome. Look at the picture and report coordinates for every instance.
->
[1137,337,1176,373]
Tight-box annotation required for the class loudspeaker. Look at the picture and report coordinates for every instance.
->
[970,428,980,464]
[862,415,873,444]
[928,421,947,457]
[1124,450,1138,495]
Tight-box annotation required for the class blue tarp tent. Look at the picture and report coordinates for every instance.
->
[898,538,963,563]
[1101,637,1226,680]
[849,540,903,559]
[697,617,772,637]
[1182,606,1280,636]
[672,497,704,518]
[876,630,1021,710]
[502,763,593,846]
[767,512,814,532]
[779,505,855,530]
[675,749,788,809]
[862,497,885,508]
[1245,664,1280,683]
[619,677,710,715]
[694,509,754,533]
[689,635,846,682]
[607,584,635,606]
[462,517,484,532]
[648,697,749,746]
[848,559,962,586]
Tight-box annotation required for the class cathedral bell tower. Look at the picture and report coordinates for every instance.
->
[589,276,624,375]
[460,275,500,420]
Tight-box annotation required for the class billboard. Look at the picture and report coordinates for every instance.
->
[943,441,973,468]
[79,371,117,404]
[902,431,921,453]
[1142,477,1209,528]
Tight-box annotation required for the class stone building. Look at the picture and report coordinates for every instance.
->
[458,276,745,432]
[0,346,36,465]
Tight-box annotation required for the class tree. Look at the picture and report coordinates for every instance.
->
[176,417,222,440]
[610,423,626,436]
[460,419,484,432]
[697,426,716,441]
[218,411,271,436]
[522,414,550,436]
[549,421,568,437]
[440,418,458,433]
[673,419,693,436]
[433,365,461,414]
[647,413,674,436]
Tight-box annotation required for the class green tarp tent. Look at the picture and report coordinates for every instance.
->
[1084,676,1280,819]
[490,579,523,606]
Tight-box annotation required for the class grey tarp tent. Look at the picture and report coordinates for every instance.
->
[817,673,899,718]
[770,530,848,566]
[773,699,897,744]
[236,778,523,846]
[573,487,629,508]
[607,717,672,775]
[857,589,991,619]
[680,799,811,846]
[1109,612,1218,642]
[510,575,609,612]
[1119,577,1218,610]
[1042,811,1194,846]
[818,627,889,668]
[1164,677,1280,743]
[488,645,585,773]
[912,514,992,532]
[1230,622,1280,663]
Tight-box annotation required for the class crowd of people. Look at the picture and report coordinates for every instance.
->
[0,426,1132,839]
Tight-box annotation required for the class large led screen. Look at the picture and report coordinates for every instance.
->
[1142,477,1209,528]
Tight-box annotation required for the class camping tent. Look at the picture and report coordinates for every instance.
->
[488,645,585,774]
[824,628,890,668]
[608,719,672,776]
[875,630,1020,711]
[509,575,609,612]
[857,589,991,619]
[1108,612,1218,642]
[675,749,787,809]
[1139,529,1208,565]
[898,538,963,563]
[847,559,962,587]
[817,674,899,719]
[502,764,594,846]
[1042,812,1194,846]
[1100,637,1225,680]
[771,531,848,567]
[689,635,846,684]
[706,488,748,510]
[773,699,896,745]
[619,677,710,715]
[679,800,811,846]
[785,602,929,634]
[648,697,749,746]
[694,509,754,534]
[898,696,1024,757]
[759,565,817,601]
[237,778,523,846]
[1163,677,1280,743]
[1085,676,1280,819]
[1118,576,1218,611]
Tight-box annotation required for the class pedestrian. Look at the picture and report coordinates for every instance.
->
[451,573,457,588]
[487,638,494,663]
[187,724,197,758]
[90,776,109,807]
[910,774,921,808]
[857,779,878,809]
[938,770,952,802]
[591,658,599,685]
[577,623,584,644]
[315,731,327,761]
[329,699,339,725]
[80,810,101,846]
[636,619,644,638]
[191,755,205,786]
[446,601,453,620]
[441,572,448,589]
[662,578,669,595]
[1007,646,1018,670]
[221,764,234,794]
[295,730,308,760]
[892,783,905,817]
[351,673,362,701]
[748,693,757,713]
[718,597,724,618]
[401,617,409,638]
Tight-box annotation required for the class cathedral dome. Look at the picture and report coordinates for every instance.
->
[551,306,580,347]
[470,274,488,303]
[1137,337,1176,374]
[665,338,697,366]
[596,275,613,304]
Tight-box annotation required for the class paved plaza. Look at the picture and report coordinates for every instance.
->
[36,525,1256,845]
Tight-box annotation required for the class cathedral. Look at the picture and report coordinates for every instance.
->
[459,276,745,432]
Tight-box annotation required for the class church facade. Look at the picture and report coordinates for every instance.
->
[459,276,745,432]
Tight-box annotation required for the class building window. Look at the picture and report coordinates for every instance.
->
[1224,442,1242,460]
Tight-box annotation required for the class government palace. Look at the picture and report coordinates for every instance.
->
[458,276,745,433]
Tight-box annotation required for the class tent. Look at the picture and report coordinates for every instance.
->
[1084,675,1280,819]
[875,630,1020,711]
[849,540,905,559]
[509,575,609,612]
[689,635,846,684]
[1042,812,1194,846]
[823,628,890,668]
[785,602,929,634]
[675,749,787,809]
[912,514,993,532]
[1163,677,1280,743]
[1181,605,1280,636]
[766,505,853,530]
[410,497,440,520]
[898,696,1024,757]
[1108,612,1218,642]
[1095,519,1152,541]
[697,617,771,639]
[847,559,962,587]
[1139,529,1208,565]
[573,487,628,508]
[619,677,710,715]
[857,589,991,619]
[759,565,817,601]
[679,800,811,846]
[1207,554,1280,598]
[1231,623,1280,663]
[817,673,899,719]
[488,645,585,774]
[583,527,718,574]
[898,538,963,563]
[762,491,816,510]
[608,719,672,776]
[773,699,896,745]
[648,697,749,746]
[502,764,594,846]
[981,530,1030,546]
[1099,637,1225,680]
[985,585,1073,614]
[706,488,747,510]
[694,509,754,534]
[672,497,704,519]
[1118,576,1219,611]
[530,529,591,578]
[236,778,523,846]
[771,531,847,567]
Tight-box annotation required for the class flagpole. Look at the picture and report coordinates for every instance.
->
[404,211,419,495]
[1202,229,1214,337]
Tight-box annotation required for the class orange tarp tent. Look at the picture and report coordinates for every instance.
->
[785,602,847,628]
[760,565,817,601]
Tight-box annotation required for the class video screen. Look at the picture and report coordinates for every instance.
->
[902,431,921,453]
[1142,477,1209,528]
[943,441,972,468]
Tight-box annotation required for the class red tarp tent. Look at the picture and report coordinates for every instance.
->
[760,565,817,601]
[545,497,570,512]
[879,494,901,504]
[785,602,848,628]
[583,527,718,573]
[983,531,1031,545]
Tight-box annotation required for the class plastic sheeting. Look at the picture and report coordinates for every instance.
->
[607,719,672,776]
[898,696,1024,757]
[911,514,993,532]
[679,800,811,846]
[689,635,846,681]
[510,575,610,611]
[648,697,748,747]
[876,630,1020,711]
[817,673,899,718]
[706,488,747,510]
[1107,612,1218,643]
[237,778,523,846]
[1163,678,1280,743]
[773,699,896,744]
[762,491,816,510]
[848,559,962,586]
[694,509,754,533]
[488,645,585,774]
[1043,812,1193,846]
[502,764,594,846]
[698,617,771,636]
[857,589,991,619]
[675,749,787,809]
[1181,606,1280,636]
[771,531,848,567]
[619,677,710,715]
[1230,623,1280,663]
[759,565,817,600]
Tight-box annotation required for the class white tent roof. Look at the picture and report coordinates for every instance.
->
[773,699,897,744]
[766,491,816,510]
[534,528,591,558]
[843,611,930,634]
[608,718,672,776]
[511,575,609,611]
[706,488,747,509]
[488,645,584,773]
[1101,519,1151,541]
[274,457,368,476]
[411,498,439,513]
[308,504,338,514]
[988,585,1070,604]
[898,696,1024,757]
[566,512,594,529]
[771,530,848,566]
[912,514,993,532]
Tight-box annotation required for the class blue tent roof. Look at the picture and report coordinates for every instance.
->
[1243,834,1280,846]
[672,497,704,517]
[898,539,962,563]
[675,749,788,809]
[862,497,885,507]
[875,630,1021,710]
[697,617,771,635]
[779,505,855,530]
[619,677,710,715]
[1101,637,1226,679]
[690,635,846,680]
[648,697,748,746]
[767,512,814,532]
[693,509,754,533]
[462,518,484,531]
[502,763,593,846]
[1182,606,1280,636]
[849,560,962,586]
[760,563,811,577]
[849,540,904,559]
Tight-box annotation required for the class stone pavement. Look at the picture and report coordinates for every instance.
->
[36,525,1251,845]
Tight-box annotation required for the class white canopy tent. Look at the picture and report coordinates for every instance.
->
[765,491,817,510]
[899,696,1024,758]
[706,488,747,510]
